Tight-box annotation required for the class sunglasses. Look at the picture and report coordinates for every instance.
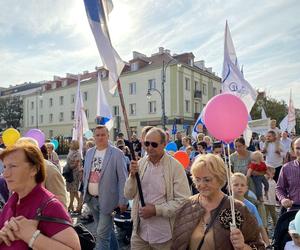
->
[144,141,159,148]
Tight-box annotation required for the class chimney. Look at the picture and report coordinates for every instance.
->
[165,49,171,55]
[158,47,164,54]
[194,60,205,69]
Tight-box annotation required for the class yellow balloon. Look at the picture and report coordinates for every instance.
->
[2,128,21,147]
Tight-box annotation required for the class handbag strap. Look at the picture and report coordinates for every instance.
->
[35,197,73,227]
[35,215,73,227]
[197,195,227,250]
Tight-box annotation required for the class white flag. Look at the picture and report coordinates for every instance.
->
[96,72,114,130]
[72,75,89,158]
[192,109,206,140]
[222,21,257,113]
[261,107,267,119]
[280,89,296,133]
[83,0,125,94]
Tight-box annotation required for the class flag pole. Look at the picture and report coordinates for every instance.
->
[117,79,145,207]
[94,0,145,207]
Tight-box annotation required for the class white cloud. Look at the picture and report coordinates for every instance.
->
[0,0,299,109]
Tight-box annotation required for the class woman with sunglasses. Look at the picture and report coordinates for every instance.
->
[171,154,265,250]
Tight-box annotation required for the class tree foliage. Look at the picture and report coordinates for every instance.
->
[0,96,23,129]
[250,93,299,134]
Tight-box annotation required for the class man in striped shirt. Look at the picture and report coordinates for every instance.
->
[276,137,300,210]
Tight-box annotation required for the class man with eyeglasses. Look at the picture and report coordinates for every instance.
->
[276,137,300,211]
[124,127,190,250]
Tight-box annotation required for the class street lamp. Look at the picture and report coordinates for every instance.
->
[146,58,177,131]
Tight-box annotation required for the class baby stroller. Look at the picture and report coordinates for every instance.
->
[272,208,299,250]
[113,201,133,245]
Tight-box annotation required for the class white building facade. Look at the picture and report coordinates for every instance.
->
[22,48,221,139]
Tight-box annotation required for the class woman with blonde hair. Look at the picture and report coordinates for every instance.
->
[0,143,80,249]
[66,140,83,213]
[172,154,264,250]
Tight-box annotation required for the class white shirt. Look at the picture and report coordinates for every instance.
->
[284,241,300,250]
[281,137,292,156]
[139,158,172,244]
[263,178,277,205]
[265,142,284,168]
[88,148,106,196]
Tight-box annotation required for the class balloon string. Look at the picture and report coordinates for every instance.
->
[222,143,236,229]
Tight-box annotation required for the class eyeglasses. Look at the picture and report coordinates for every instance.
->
[193,177,213,186]
[144,141,159,148]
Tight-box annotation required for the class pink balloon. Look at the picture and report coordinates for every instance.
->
[203,93,248,143]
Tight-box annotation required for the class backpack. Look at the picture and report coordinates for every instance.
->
[62,163,74,183]
[35,197,96,250]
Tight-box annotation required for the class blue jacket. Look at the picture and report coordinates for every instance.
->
[83,144,128,214]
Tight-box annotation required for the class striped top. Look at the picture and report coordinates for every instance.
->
[276,160,300,205]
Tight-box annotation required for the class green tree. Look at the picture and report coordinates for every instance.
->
[0,96,23,129]
[251,94,288,123]
[251,93,300,135]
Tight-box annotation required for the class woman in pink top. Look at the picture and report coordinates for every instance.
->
[0,142,80,250]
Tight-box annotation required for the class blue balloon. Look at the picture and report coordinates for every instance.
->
[165,142,178,152]
[84,130,93,139]
[50,139,59,150]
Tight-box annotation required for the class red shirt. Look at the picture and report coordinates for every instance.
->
[0,184,71,249]
[248,162,267,172]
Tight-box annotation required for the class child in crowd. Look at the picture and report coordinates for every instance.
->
[285,217,300,249]
[263,167,278,231]
[232,173,270,247]
[247,151,269,202]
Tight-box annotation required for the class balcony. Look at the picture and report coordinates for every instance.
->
[194,90,202,99]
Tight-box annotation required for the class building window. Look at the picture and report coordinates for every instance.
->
[113,106,119,116]
[203,84,207,95]
[71,94,75,103]
[40,100,43,108]
[195,81,201,91]
[83,91,88,101]
[40,115,43,124]
[185,100,190,113]
[85,109,89,118]
[213,87,217,96]
[185,78,190,91]
[59,96,64,105]
[148,101,156,114]
[31,116,34,125]
[195,102,200,113]
[129,103,136,115]
[71,111,75,120]
[148,79,156,90]
[59,112,64,121]
[130,62,138,71]
[129,82,136,95]
[31,101,34,110]
[49,98,53,107]
[49,113,53,123]
[49,130,53,138]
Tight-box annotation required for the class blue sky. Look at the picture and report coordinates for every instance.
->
[0,0,299,108]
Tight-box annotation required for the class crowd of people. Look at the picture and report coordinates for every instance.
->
[0,119,298,249]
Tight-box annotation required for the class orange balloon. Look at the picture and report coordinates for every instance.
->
[173,151,190,169]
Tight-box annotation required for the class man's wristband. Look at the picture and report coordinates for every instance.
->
[28,230,41,248]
